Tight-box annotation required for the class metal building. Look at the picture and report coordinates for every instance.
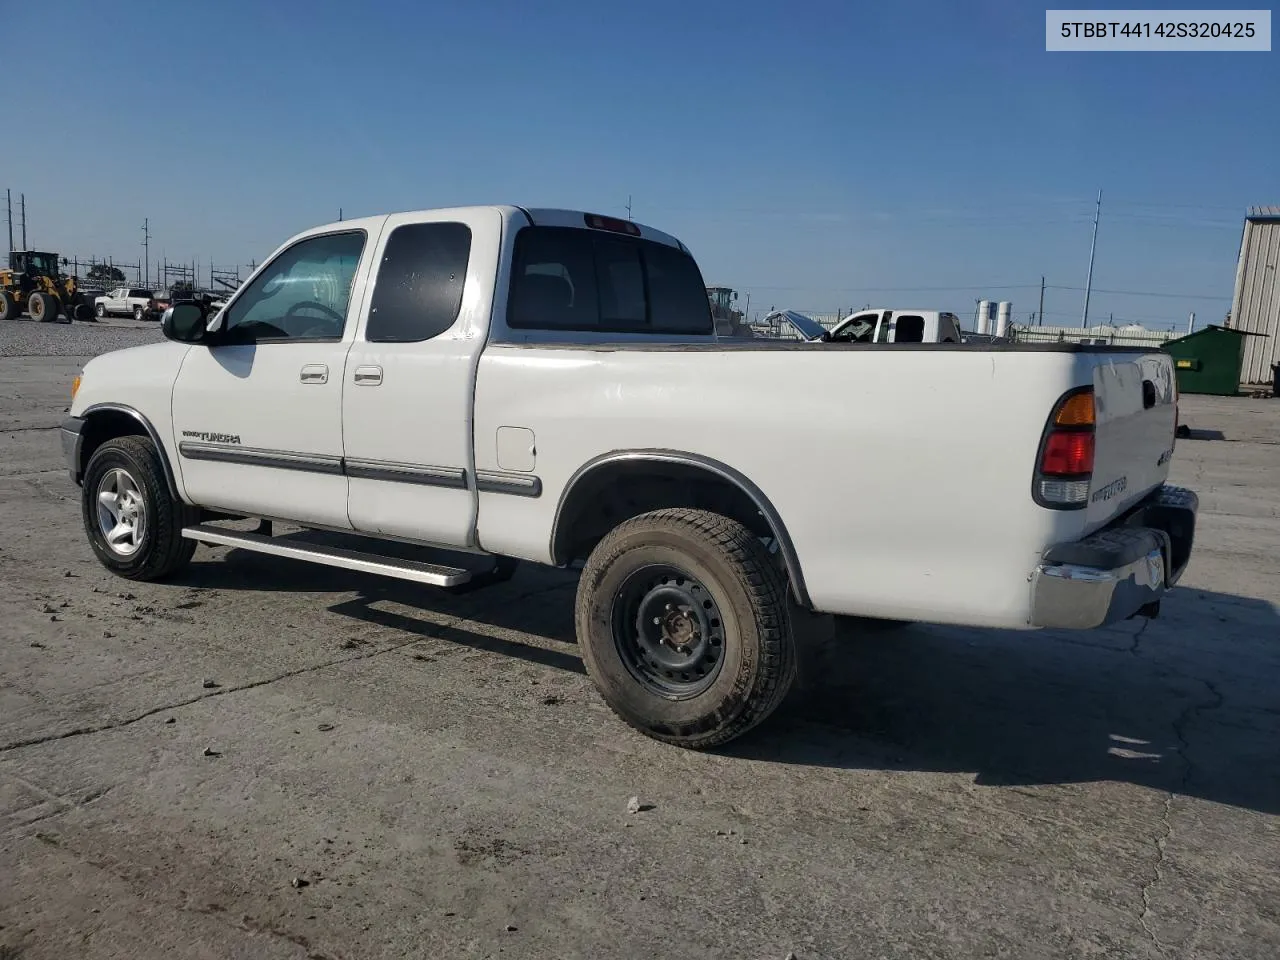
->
[1230,207,1280,383]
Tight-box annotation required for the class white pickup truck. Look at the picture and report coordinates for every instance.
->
[61,205,1197,748]
[95,287,157,321]
[758,308,963,344]
[828,308,963,343]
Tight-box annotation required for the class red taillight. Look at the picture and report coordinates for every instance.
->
[1041,430,1095,476]
[1035,387,1096,508]
[584,213,641,236]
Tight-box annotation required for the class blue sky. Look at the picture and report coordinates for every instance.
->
[11,0,1277,328]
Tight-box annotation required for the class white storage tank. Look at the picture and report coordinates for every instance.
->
[976,300,992,335]
[996,301,1012,338]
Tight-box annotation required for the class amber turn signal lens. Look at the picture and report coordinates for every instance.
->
[71,375,81,400]
[1054,390,1095,427]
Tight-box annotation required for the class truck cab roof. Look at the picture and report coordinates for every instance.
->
[292,206,686,251]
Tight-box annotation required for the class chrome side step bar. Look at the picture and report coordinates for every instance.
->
[181,523,473,587]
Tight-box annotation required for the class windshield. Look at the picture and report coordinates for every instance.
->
[830,314,879,342]
[22,253,58,275]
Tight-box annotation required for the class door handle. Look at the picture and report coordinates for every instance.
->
[353,365,383,386]
[300,363,329,384]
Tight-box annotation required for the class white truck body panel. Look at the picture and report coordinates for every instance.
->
[472,344,1147,627]
[341,207,502,547]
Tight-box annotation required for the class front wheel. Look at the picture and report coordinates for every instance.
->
[0,291,17,321]
[576,508,796,749]
[133,304,144,321]
[81,436,198,580]
[29,291,57,322]
[96,302,106,318]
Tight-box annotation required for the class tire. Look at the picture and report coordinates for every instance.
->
[96,302,106,318]
[74,302,93,322]
[0,291,16,321]
[81,436,198,581]
[576,508,796,749]
[29,291,56,322]
[133,304,144,321]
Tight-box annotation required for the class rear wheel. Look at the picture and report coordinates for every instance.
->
[0,291,17,321]
[81,436,198,581]
[29,291,57,322]
[133,304,144,321]
[74,302,93,322]
[576,508,796,749]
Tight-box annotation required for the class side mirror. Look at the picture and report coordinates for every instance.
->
[161,302,209,343]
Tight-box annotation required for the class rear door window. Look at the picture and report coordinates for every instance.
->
[895,315,926,343]
[508,226,711,335]
[366,222,472,343]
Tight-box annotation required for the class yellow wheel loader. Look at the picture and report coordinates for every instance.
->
[0,251,92,323]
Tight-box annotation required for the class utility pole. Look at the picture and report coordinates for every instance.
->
[1081,189,1101,328]
[1187,311,1195,335]
[338,207,343,222]
[625,195,632,221]
[141,218,151,287]
[1038,275,1045,326]
[20,193,26,249]
[5,190,11,254]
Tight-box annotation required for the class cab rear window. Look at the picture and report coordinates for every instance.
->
[508,226,711,335]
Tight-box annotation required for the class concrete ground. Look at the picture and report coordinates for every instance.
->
[1,338,1278,959]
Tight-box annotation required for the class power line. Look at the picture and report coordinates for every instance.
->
[738,282,1038,293]
[1046,285,1224,300]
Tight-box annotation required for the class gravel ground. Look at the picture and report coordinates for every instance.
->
[2,338,1279,960]
[0,317,163,358]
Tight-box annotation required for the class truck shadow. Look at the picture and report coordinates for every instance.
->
[174,552,1280,815]
[738,587,1280,815]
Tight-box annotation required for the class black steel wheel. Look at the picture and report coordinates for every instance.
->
[612,564,726,698]
[577,508,796,749]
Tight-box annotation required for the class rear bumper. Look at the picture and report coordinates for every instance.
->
[1030,484,1198,629]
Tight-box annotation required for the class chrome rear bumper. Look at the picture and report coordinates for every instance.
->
[1031,485,1197,629]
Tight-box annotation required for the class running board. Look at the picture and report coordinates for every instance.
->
[181,524,473,587]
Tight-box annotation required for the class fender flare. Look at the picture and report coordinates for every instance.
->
[81,403,182,500]
[551,449,811,608]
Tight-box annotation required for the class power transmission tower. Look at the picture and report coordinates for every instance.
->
[141,218,151,287]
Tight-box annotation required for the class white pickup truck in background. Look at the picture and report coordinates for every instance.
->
[61,205,1197,748]
[757,308,963,343]
[827,307,963,343]
[95,287,157,321]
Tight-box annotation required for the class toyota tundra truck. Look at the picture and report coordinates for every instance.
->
[60,205,1197,748]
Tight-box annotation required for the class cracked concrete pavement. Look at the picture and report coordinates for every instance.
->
[1,352,1279,959]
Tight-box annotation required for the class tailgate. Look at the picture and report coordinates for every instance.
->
[1085,351,1177,529]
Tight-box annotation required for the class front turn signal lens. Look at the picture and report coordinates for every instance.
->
[71,374,81,400]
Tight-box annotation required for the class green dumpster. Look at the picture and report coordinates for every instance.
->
[1163,325,1269,397]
